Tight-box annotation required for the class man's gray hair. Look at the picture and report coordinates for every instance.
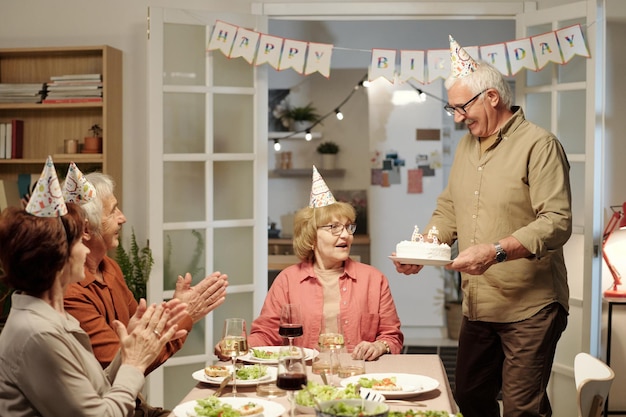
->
[444,60,513,109]
[81,172,116,234]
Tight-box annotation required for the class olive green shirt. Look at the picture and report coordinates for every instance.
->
[426,107,572,322]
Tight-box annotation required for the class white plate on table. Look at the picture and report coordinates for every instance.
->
[239,346,319,364]
[388,256,451,267]
[173,397,286,417]
[192,365,277,386]
[340,373,440,399]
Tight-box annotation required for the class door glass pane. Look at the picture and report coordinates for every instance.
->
[213,93,254,153]
[214,226,253,286]
[164,362,204,410]
[164,161,206,222]
[570,161,584,230]
[164,92,206,153]
[213,161,253,220]
[557,18,586,83]
[212,292,254,348]
[524,92,551,131]
[164,23,206,86]
[212,52,254,87]
[557,90,585,154]
[172,319,205,356]
[163,229,207,290]
[526,23,552,88]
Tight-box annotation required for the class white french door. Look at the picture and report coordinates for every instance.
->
[516,2,601,415]
[146,8,268,408]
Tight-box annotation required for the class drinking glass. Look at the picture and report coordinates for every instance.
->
[318,315,344,350]
[279,304,303,347]
[220,318,248,397]
[276,346,308,417]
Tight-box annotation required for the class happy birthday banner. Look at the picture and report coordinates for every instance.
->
[208,20,590,84]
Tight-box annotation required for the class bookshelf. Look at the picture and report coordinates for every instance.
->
[0,45,122,205]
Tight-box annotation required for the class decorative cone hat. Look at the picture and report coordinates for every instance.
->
[25,155,68,217]
[63,162,95,204]
[309,165,336,208]
[449,35,479,78]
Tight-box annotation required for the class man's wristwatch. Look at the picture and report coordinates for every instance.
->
[494,242,507,263]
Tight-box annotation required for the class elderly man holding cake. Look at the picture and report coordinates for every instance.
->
[216,166,403,362]
[393,36,571,417]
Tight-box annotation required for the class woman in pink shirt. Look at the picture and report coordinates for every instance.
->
[216,167,403,361]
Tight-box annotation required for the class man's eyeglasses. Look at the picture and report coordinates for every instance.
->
[318,223,357,236]
[444,89,488,116]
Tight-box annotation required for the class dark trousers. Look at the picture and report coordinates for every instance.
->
[454,303,568,417]
[134,394,171,417]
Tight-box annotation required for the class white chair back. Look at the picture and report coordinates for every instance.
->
[575,352,615,417]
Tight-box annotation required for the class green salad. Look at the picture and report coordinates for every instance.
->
[251,348,280,359]
[235,364,267,380]
[193,396,240,417]
[295,381,361,407]
[321,402,387,417]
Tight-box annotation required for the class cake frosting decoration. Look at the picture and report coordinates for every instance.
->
[396,225,451,261]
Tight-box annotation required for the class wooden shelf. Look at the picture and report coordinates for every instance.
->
[0,45,122,205]
[268,131,322,140]
[270,168,344,178]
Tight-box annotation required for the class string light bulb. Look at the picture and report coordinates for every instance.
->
[335,109,344,120]
[305,130,313,141]
[273,139,281,151]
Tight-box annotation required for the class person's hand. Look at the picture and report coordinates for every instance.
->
[391,252,425,275]
[114,302,182,373]
[447,243,494,275]
[128,298,188,340]
[351,341,387,361]
[213,341,231,361]
[173,272,228,323]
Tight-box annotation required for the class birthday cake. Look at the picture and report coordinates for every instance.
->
[395,226,451,261]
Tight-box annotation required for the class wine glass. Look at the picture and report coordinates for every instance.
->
[219,318,248,397]
[279,304,303,347]
[276,346,308,417]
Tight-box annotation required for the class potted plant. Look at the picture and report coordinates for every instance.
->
[115,228,154,301]
[316,141,339,170]
[281,102,320,132]
[84,123,103,153]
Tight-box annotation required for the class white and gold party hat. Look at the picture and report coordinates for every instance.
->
[63,162,95,204]
[309,165,336,208]
[449,35,479,78]
[25,155,68,217]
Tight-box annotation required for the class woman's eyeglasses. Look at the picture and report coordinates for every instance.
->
[318,223,357,236]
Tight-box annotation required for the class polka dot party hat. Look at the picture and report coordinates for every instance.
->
[63,162,95,204]
[309,165,336,208]
[449,35,479,78]
[25,155,68,217]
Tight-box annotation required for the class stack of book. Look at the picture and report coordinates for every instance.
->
[0,83,46,103]
[0,119,24,159]
[43,73,103,104]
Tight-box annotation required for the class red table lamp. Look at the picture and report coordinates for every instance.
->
[603,202,626,299]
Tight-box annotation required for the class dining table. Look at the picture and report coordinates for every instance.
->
[169,353,459,416]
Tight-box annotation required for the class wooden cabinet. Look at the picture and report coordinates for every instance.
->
[0,45,123,203]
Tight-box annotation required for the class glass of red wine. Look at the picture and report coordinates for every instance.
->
[219,318,248,397]
[276,346,307,417]
[279,304,303,347]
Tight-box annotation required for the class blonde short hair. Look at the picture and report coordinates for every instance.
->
[292,201,356,262]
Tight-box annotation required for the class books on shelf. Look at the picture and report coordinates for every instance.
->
[0,119,24,159]
[0,83,46,103]
[49,73,102,81]
[42,97,103,104]
[0,179,22,211]
[43,74,103,103]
